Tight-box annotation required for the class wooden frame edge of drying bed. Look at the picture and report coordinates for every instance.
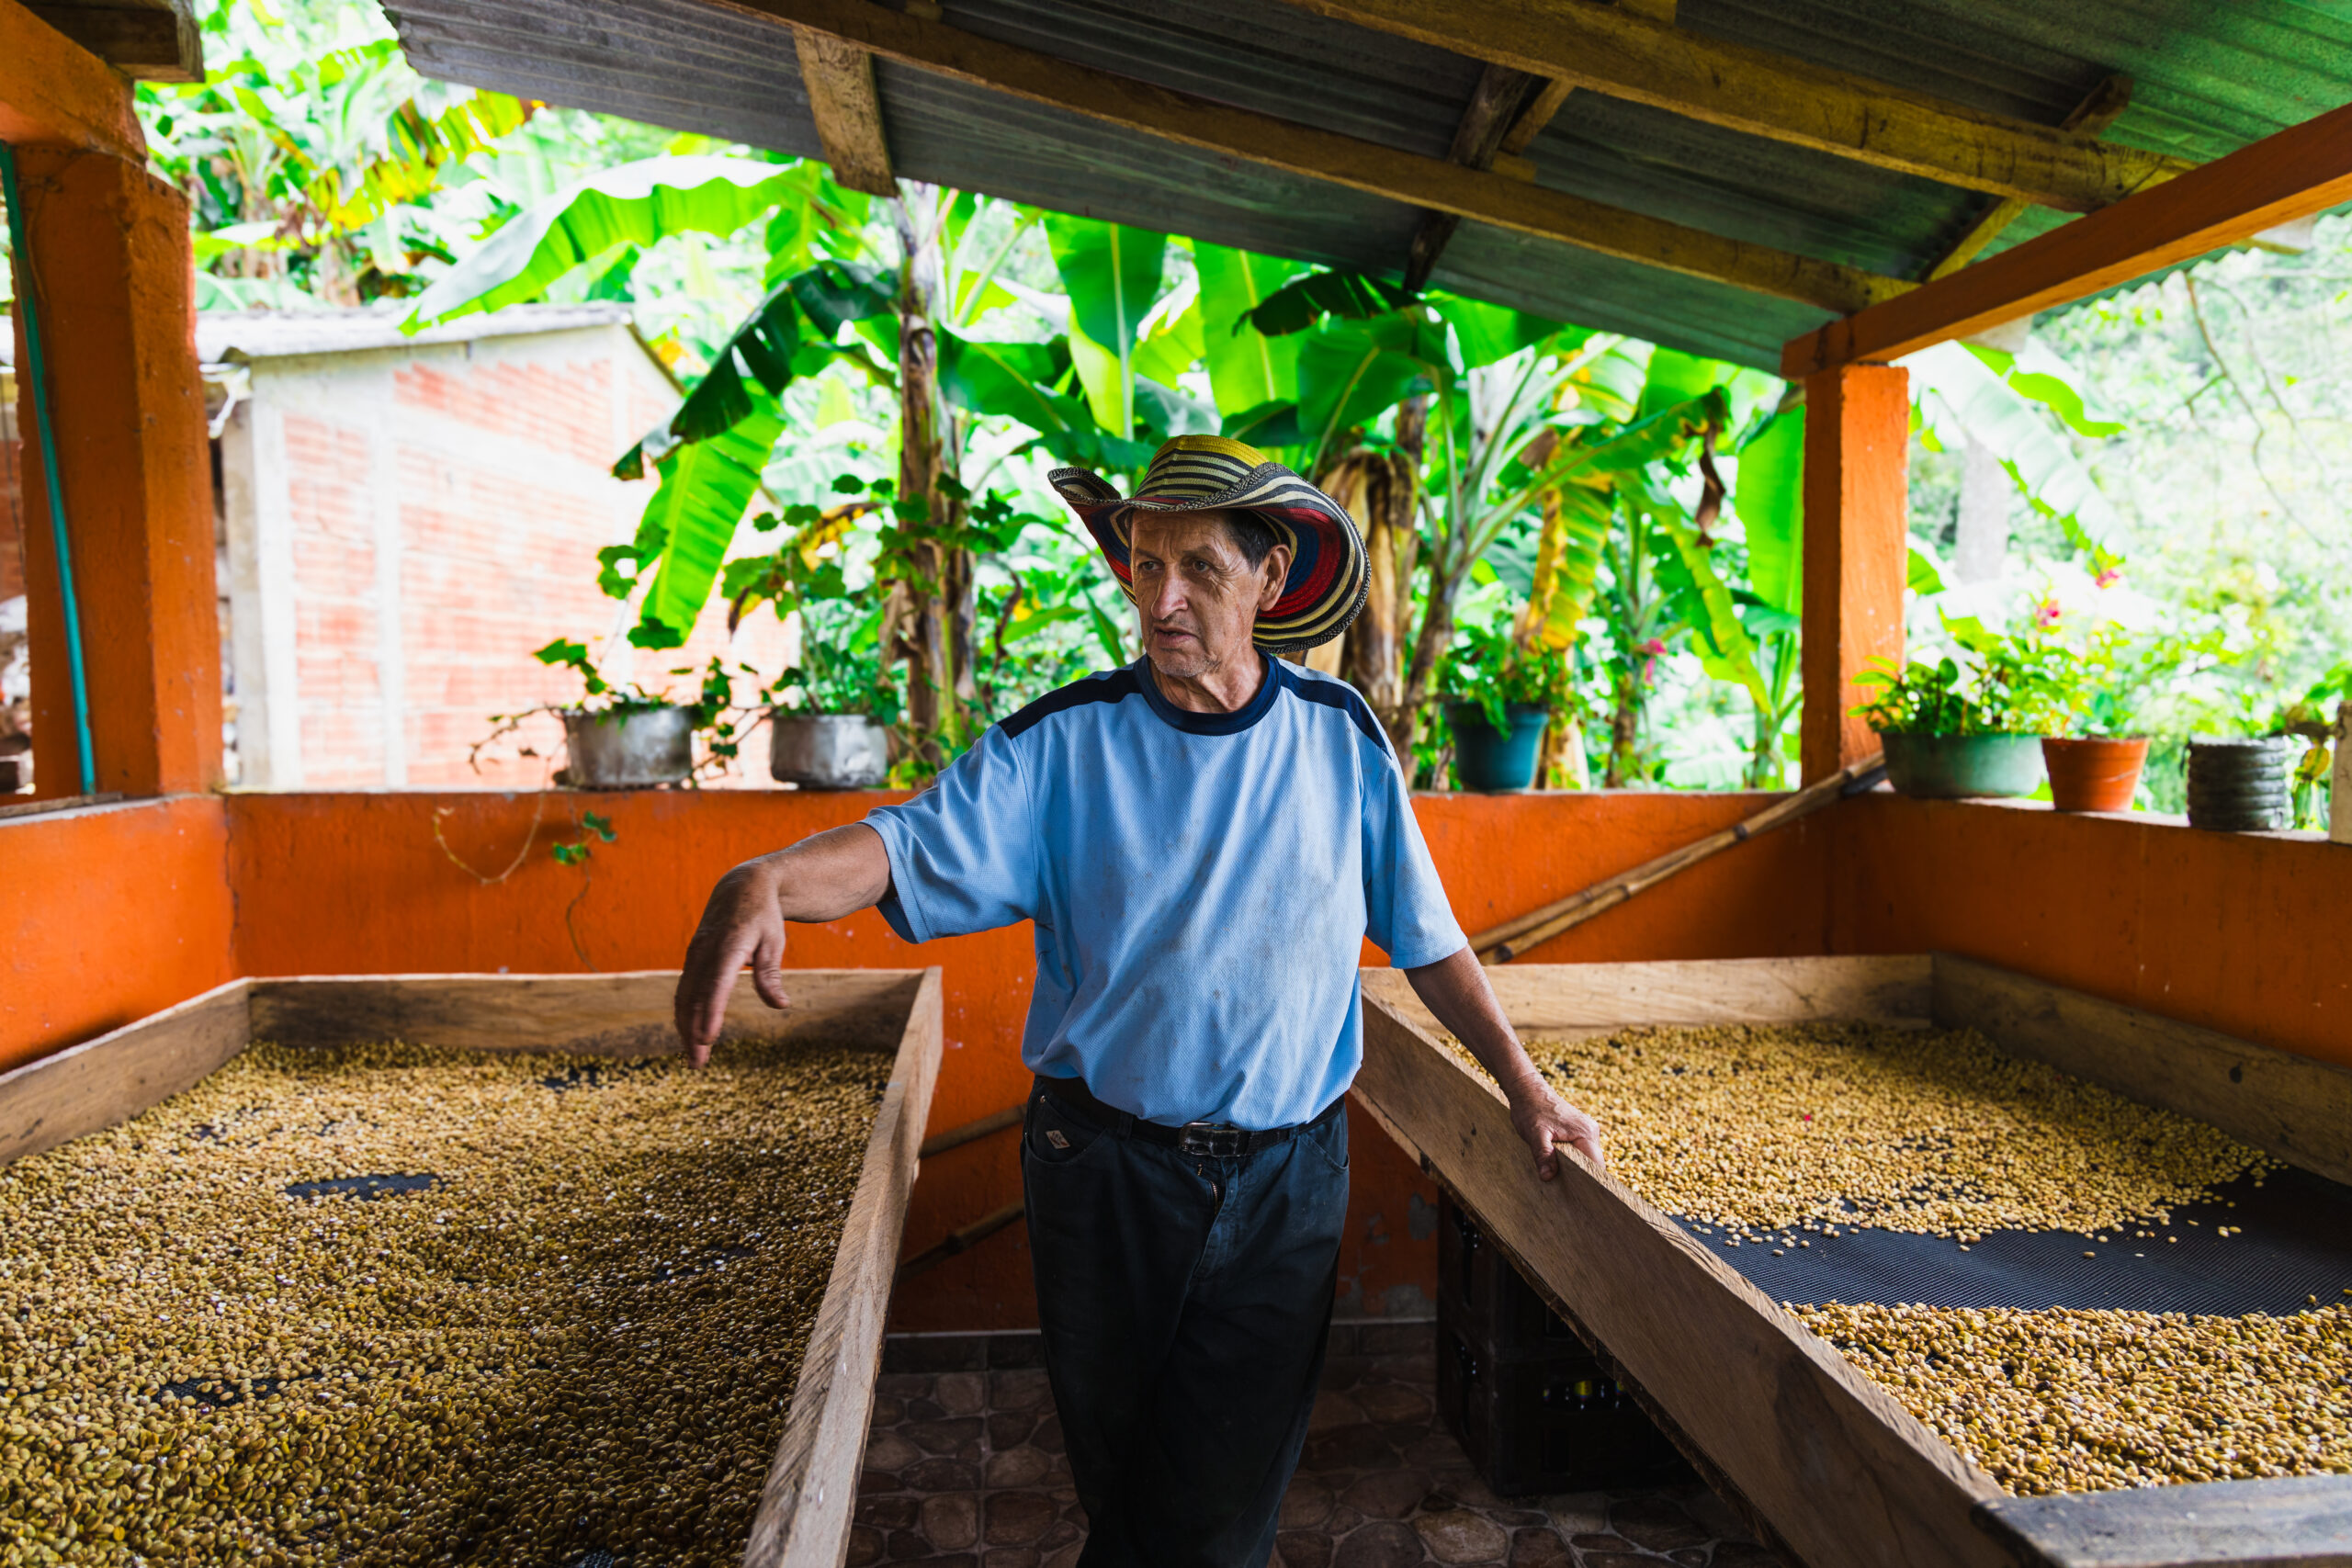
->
[1364,953,2352,1568]
[0,976,255,1169]
[744,965,944,1568]
[1353,982,2009,1568]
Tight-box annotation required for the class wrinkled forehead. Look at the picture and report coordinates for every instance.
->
[1128,508,1244,558]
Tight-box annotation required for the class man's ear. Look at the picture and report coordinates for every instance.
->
[1258,543,1294,611]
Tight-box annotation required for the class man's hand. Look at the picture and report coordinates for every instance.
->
[1501,1069,1605,1181]
[672,825,894,1066]
[1404,945,1605,1182]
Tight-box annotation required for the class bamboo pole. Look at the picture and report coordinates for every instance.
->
[918,1102,1023,1159]
[895,1199,1025,1285]
[1472,755,1886,964]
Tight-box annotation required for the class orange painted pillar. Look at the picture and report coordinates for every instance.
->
[1798,364,1909,784]
[10,147,221,797]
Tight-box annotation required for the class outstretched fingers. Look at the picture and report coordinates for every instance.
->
[674,928,754,1068]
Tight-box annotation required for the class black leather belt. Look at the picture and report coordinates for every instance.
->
[1037,1074,1340,1158]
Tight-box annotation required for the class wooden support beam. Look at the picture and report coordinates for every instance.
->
[717,0,1909,316]
[1785,100,2352,377]
[1403,62,1540,291]
[1278,0,2188,213]
[1926,75,2133,282]
[25,1,202,84]
[792,23,896,197]
[0,0,147,159]
[1494,0,1676,171]
[1799,364,1908,785]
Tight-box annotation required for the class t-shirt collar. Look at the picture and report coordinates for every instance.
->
[1131,653,1287,736]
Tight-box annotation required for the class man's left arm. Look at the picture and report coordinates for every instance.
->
[1403,947,1605,1181]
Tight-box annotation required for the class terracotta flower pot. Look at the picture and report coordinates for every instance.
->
[2041,736,2148,813]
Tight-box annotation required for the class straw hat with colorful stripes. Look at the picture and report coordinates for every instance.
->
[1048,435,1369,653]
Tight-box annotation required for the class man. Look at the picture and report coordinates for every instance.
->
[674,435,1602,1566]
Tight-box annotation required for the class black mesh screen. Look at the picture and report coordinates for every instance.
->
[1680,1166,2352,1314]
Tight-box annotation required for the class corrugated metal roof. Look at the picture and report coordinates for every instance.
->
[382,0,2352,372]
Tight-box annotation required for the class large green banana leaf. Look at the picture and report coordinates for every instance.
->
[630,400,788,644]
[1295,312,1450,468]
[402,155,812,331]
[1237,269,1414,337]
[611,260,896,479]
[1046,216,1168,437]
[1194,245,1306,419]
[1653,487,1770,707]
[1431,295,1570,371]
[935,330,1150,470]
[1733,408,1804,616]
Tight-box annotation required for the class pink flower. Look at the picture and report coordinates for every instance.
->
[2095,566,2123,590]
[2032,598,2063,630]
[1639,637,1668,656]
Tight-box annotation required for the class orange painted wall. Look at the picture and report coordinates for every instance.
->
[1831,796,2352,1069]
[0,795,235,1072]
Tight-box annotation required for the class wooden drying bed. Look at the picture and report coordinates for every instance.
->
[1354,953,2352,1568]
[0,967,944,1568]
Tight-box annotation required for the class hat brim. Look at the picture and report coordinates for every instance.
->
[1047,459,1369,654]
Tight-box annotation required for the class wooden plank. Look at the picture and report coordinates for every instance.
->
[1352,993,2009,1568]
[0,0,148,161]
[1277,0,2186,213]
[1782,100,2352,377]
[1976,1472,2352,1568]
[745,966,944,1567]
[25,0,202,83]
[1403,62,1540,290]
[248,969,922,1057]
[0,979,250,1168]
[717,0,1908,316]
[1932,954,2352,1190]
[1925,75,2134,282]
[1366,954,1931,1037]
[792,24,896,197]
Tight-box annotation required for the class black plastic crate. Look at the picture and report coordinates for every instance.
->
[1438,1191,1586,1354]
[1435,1195,1695,1496]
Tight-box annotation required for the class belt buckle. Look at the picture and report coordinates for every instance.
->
[1178,1122,1247,1158]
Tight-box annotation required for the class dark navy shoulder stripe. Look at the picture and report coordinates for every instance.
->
[1285,671,1390,754]
[1000,666,1143,739]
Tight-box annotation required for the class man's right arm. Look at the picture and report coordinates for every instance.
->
[672,823,892,1065]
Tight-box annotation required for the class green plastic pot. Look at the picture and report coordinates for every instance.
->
[1879,732,2045,800]
[1447,700,1550,792]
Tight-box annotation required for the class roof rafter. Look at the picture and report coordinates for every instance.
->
[1925,75,2133,282]
[1278,0,2191,213]
[792,24,897,197]
[1402,62,1540,291]
[713,0,1910,317]
[1782,100,2352,377]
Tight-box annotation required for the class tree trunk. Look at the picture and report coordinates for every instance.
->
[1605,666,1642,788]
[889,188,972,764]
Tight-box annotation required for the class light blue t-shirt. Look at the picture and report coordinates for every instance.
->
[864,658,1465,1130]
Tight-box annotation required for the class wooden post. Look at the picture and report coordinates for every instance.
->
[10,146,221,797]
[1799,363,1908,785]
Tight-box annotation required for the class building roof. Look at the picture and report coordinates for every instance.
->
[194,303,641,363]
[381,0,2352,373]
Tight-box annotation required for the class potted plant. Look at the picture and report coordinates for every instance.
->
[2024,629,2151,813]
[725,524,903,791]
[1850,655,2045,799]
[1437,622,1576,793]
[488,640,752,790]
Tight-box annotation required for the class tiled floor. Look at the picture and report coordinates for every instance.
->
[854,1324,1773,1568]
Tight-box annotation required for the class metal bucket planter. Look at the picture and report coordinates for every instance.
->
[1879,732,2044,799]
[561,705,694,789]
[2186,736,2294,831]
[2041,736,2149,813]
[771,711,890,790]
[1447,700,1549,792]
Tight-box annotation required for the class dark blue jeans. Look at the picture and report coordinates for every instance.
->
[1021,1078,1350,1568]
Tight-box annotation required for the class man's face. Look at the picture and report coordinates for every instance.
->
[1129,513,1293,681]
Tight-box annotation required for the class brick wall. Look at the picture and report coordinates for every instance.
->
[235,324,795,791]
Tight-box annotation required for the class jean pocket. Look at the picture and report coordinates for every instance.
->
[1303,1105,1350,1175]
[1023,1089,1108,1170]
